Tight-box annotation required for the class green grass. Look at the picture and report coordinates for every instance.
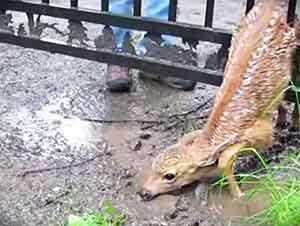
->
[243,151,300,226]
[243,80,300,226]
[213,80,300,226]
[67,201,125,226]
[214,148,300,226]
[68,80,300,226]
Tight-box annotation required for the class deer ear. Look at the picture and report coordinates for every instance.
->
[179,130,204,146]
[192,129,210,147]
[179,130,208,145]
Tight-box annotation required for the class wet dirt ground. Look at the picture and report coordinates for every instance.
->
[1,1,300,226]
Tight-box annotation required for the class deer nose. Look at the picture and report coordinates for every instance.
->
[138,189,153,201]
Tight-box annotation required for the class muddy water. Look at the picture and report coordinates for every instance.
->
[207,188,269,218]
[1,1,299,226]
[103,123,269,223]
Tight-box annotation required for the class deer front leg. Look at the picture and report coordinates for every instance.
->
[218,144,245,199]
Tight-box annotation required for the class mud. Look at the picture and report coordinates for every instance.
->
[0,1,300,226]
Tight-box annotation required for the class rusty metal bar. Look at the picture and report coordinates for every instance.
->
[245,0,255,14]
[168,0,177,21]
[1,31,297,101]
[205,0,215,27]
[101,0,109,11]
[0,32,224,86]
[134,0,141,16]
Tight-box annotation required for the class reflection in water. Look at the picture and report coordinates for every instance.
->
[37,106,103,147]
[17,23,26,36]
[207,186,270,220]
[0,13,14,33]
[94,25,135,54]
[67,19,89,46]
[60,117,102,146]
[0,12,66,38]
[94,25,116,50]
[26,13,65,37]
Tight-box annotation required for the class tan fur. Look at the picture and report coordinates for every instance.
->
[139,0,297,200]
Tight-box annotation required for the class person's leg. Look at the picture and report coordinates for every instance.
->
[144,0,177,45]
[139,0,196,91]
[106,0,134,92]
[109,0,133,50]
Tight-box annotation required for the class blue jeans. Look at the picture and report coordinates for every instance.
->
[109,0,177,55]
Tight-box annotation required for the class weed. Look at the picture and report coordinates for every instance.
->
[243,79,300,226]
[212,80,300,226]
[67,201,125,226]
[244,152,300,226]
[214,148,300,226]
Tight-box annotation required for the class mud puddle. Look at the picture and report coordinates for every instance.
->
[102,123,270,225]
[207,187,269,218]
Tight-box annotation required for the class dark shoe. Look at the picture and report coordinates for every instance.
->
[139,71,196,91]
[140,36,196,91]
[106,64,132,92]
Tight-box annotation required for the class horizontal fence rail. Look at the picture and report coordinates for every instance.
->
[0,32,223,86]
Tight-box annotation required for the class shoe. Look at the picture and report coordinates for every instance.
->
[139,71,196,91]
[106,64,132,92]
[139,36,196,91]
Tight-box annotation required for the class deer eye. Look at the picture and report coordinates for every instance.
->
[164,173,176,181]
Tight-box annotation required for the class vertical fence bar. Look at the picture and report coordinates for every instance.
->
[134,0,142,16]
[26,13,35,34]
[287,0,297,23]
[245,0,255,14]
[42,0,50,3]
[0,0,6,13]
[0,0,6,14]
[168,0,177,21]
[204,0,215,27]
[102,0,109,11]
[70,0,78,7]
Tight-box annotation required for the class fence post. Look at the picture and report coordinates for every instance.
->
[168,0,177,21]
[287,0,297,23]
[102,0,109,11]
[26,13,35,34]
[0,0,7,14]
[205,0,214,27]
[70,0,78,7]
[134,0,142,16]
[245,0,255,14]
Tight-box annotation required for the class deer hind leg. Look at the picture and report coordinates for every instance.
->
[218,144,245,199]
[292,104,300,130]
[275,104,288,128]
[217,118,272,199]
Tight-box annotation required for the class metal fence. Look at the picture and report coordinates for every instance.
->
[0,0,298,88]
